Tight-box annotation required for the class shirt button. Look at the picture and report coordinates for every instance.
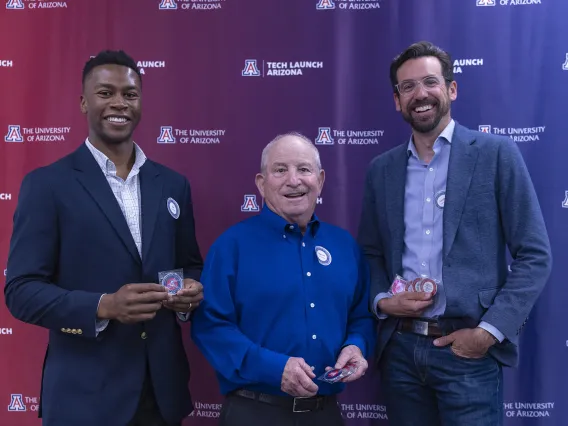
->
[310,303,315,308]
[429,167,434,172]
[306,272,311,277]
[421,261,426,267]
[302,242,306,247]
[311,366,315,370]
[282,235,286,239]
[425,230,431,235]
[426,198,431,202]
[312,335,317,340]
[289,225,294,230]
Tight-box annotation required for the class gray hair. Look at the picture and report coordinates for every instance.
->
[260,132,322,173]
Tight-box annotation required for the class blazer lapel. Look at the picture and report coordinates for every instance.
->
[72,144,141,265]
[443,124,479,258]
[139,161,163,262]
[385,146,408,275]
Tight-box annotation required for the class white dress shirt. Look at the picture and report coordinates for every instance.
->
[85,139,188,334]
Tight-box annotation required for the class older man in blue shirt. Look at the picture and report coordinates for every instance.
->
[191,132,376,426]
[358,41,551,426]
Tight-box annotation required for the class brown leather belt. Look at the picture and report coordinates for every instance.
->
[397,318,445,338]
[230,389,336,413]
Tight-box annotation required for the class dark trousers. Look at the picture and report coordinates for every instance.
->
[127,367,181,426]
[379,330,503,426]
[219,393,344,426]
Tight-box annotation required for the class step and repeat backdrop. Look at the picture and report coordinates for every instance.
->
[1,0,567,425]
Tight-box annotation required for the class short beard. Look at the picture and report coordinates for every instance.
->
[401,96,450,134]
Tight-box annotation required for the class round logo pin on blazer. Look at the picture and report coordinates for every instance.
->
[167,197,180,219]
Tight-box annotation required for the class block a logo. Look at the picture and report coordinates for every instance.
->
[8,394,26,411]
[241,194,260,212]
[479,125,491,134]
[242,60,261,77]
[5,125,24,142]
[6,0,25,9]
[562,191,568,208]
[157,126,176,144]
[316,0,335,9]
[562,53,568,71]
[159,0,177,9]
[476,0,496,5]
[315,127,334,145]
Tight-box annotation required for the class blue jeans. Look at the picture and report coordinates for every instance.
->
[379,330,503,426]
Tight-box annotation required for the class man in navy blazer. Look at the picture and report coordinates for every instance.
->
[357,41,552,426]
[4,50,204,426]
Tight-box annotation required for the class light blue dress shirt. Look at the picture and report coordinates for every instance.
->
[373,120,504,342]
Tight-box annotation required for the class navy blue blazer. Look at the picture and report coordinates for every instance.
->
[4,143,203,426]
[357,122,552,368]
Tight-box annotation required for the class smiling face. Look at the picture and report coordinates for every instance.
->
[394,56,457,135]
[255,136,325,228]
[80,64,141,146]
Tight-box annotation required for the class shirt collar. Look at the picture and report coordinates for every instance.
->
[407,118,455,158]
[85,138,147,176]
[260,204,321,237]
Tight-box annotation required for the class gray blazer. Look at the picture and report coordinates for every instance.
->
[357,121,552,367]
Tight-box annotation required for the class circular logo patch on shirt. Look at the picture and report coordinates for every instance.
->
[167,197,180,219]
[435,190,445,209]
[315,246,332,266]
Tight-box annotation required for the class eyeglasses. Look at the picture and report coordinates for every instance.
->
[395,76,449,96]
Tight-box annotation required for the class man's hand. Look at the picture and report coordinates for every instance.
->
[281,357,319,397]
[378,291,433,317]
[433,327,497,359]
[163,279,203,313]
[97,284,169,324]
[325,345,368,383]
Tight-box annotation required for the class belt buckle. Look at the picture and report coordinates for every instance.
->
[293,397,311,413]
[411,320,429,336]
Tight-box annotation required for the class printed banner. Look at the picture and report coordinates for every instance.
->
[1,0,566,425]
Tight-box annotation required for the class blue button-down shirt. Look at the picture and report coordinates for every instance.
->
[191,206,376,396]
[374,120,504,342]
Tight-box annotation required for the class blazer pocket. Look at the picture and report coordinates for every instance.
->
[478,287,500,308]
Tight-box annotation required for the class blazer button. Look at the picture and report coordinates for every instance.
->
[66,328,71,333]
[71,329,77,334]
[77,329,83,335]
[61,328,66,333]
[141,332,147,340]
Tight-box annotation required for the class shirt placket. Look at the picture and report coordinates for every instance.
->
[296,226,319,371]
[419,149,439,278]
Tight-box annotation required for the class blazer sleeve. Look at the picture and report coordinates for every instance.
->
[175,177,204,323]
[481,137,552,341]
[357,162,392,313]
[4,170,103,339]
[176,177,204,282]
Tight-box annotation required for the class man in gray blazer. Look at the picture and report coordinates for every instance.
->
[357,41,552,426]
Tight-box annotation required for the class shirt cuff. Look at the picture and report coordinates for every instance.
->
[372,292,392,320]
[241,346,290,389]
[95,294,109,337]
[342,337,366,359]
[177,312,190,322]
[478,321,505,343]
